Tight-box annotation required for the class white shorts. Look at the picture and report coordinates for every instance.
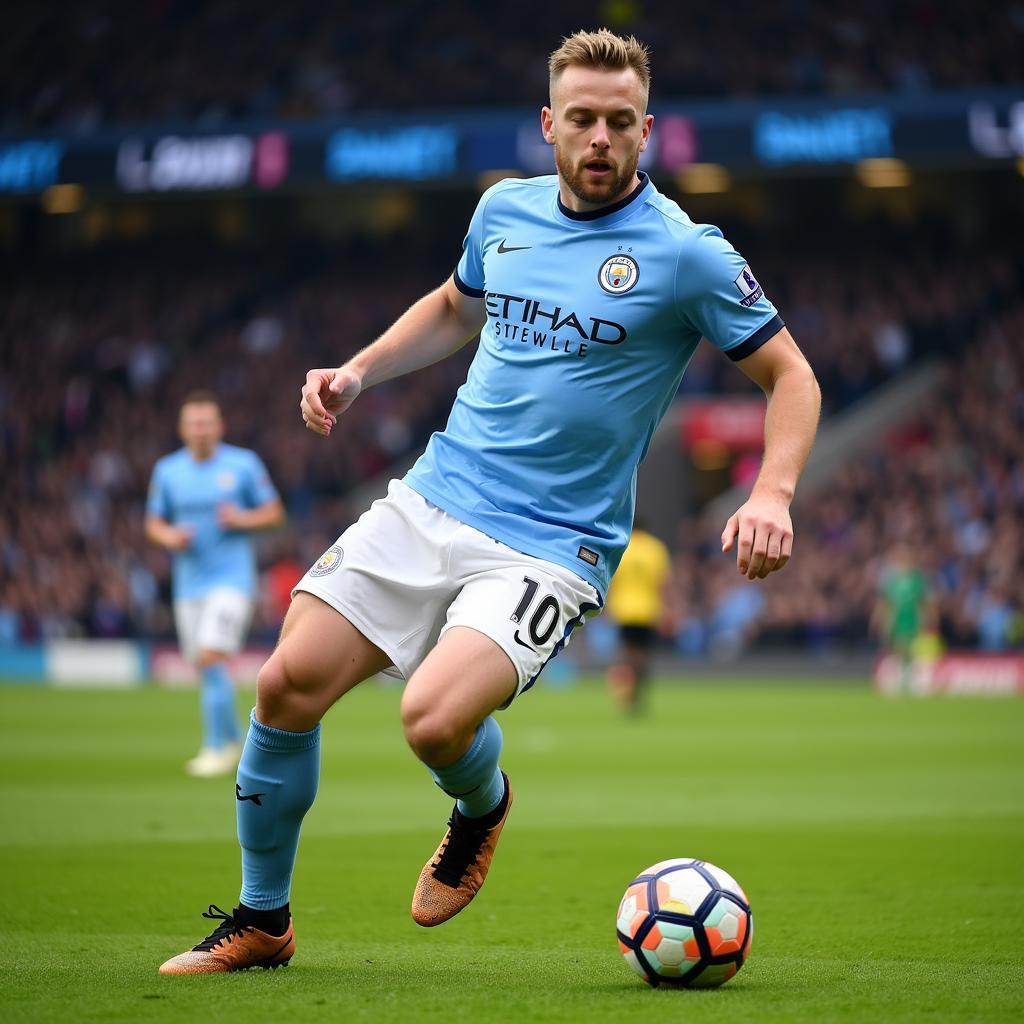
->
[173,586,254,663]
[294,480,601,702]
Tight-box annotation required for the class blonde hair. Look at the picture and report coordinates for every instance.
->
[548,28,651,105]
[180,389,220,411]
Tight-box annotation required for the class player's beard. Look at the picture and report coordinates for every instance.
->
[555,143,641,208]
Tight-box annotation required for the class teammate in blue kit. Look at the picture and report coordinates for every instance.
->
[146,392,284,778]
[160,30,820,973]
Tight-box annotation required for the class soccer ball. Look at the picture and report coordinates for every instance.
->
[616,858,753,988]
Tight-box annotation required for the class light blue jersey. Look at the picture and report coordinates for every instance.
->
[147,444,279,600]
[404,173,784,597]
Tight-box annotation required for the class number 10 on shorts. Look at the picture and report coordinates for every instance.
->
[510,576,560,647]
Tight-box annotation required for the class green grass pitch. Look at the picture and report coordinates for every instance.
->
[2,677,1023,1023]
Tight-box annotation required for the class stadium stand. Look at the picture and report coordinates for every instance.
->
[2,1,1021,132]
[670,296,1024,657]
[1,1,1020,655]
[0,228,1020,649]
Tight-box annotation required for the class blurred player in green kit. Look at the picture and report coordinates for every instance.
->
[874,543,931,689]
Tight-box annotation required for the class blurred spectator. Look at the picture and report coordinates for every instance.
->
[973,581,1020,652]
[261,539,305,637]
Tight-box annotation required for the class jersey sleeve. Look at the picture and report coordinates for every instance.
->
[453,191,489,298]
[146,461,171,519]
[675,226,784,361]
[242,452,280,508]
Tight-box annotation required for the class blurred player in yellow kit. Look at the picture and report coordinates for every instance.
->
[606,521,672,713]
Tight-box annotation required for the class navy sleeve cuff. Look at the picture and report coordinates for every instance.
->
[724,314,785,362]
[453,268,485,298]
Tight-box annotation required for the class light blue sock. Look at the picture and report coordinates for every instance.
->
[200,662,240,748]
[237,709,320,910]
[427,716,505,818]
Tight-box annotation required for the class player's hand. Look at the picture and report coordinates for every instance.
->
[217,504,247,530]
[301,366,363,436]
[721,494,793,580]
[164,525,193,551]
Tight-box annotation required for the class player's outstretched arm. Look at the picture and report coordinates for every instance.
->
[721,326,821,580]
[301,276,485,437]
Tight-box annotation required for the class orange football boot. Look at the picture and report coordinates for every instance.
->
[411,773,512,927]
[158,905,294,975]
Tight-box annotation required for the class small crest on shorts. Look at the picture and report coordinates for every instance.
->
[309,545,344,577]
[598,254,639,294]
[734,265,764,307]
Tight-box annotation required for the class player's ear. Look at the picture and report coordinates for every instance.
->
[541,107,556,145]
[639,113,654,152]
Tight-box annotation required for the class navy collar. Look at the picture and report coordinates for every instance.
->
[556,171,650,222]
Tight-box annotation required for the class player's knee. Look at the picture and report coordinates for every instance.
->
[255,646,338,731]
[197,648,226,668]
[255,657,303,721]
[400,696,465,766]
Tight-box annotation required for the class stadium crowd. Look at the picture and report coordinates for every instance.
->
[0,243,470,645]
[2,0,1021,133]
[670,297,1024,657]
[0,222,1020,652]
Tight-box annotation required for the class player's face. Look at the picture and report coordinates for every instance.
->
[543,66,653,210]
[179,402,223,458]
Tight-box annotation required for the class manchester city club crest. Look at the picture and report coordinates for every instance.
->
[309,544,344,577]
[598,253,639,294]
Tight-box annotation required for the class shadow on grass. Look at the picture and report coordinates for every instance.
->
[587,980,753,997]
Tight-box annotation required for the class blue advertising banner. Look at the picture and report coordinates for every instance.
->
[0,88,1019,195]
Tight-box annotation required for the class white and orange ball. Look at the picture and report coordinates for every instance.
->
[616,858,752,988]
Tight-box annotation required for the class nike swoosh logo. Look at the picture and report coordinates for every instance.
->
[254,936,294,966]
[497,239,531,254]
[236,784,266,805]
[438,782,481,797]
[513,630,536,651]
